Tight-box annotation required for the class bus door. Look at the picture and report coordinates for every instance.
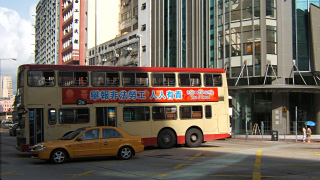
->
[28,108,44,146]
[96,107,117,127]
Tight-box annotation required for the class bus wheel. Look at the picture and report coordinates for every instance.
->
[157,129,176,149]
[185,128,203,147]
[50,149,68,164]
[118,146,133,160]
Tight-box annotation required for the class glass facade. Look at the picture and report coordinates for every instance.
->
[292,0,320,71]
[215,0,277,78]
[164,0,177,67]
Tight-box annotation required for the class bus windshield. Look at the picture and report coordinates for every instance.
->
[61,128,85,140]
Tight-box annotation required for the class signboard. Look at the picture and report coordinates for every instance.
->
[62,87,219,104]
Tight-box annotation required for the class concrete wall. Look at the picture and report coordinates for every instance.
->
[310,4,320,72]
[272,92,290,134]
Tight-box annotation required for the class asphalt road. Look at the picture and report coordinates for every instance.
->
[1,130,320,180]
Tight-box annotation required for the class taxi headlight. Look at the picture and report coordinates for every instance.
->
[35,145,46,151]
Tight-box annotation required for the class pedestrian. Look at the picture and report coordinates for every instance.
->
[307,126,312,143]
[302,125,306,142]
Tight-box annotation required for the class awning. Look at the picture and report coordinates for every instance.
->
[229,85,320,94]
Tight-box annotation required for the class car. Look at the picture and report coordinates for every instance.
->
[1,120,13,129]
[9,123,18,136]
[31,126,144,164]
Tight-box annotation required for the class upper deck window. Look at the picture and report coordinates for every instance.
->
[204,74,222,86]
[123,72,148,87]
[178,73,201,86]
[27,71,55,87]
[18,71,24,88]
[151,73,175,86]
[92,72,119,86]
[59,71,88,86]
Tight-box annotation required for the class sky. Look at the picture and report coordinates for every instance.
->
[0,0,38,92]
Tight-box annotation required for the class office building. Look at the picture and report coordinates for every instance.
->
[88,0,320,135]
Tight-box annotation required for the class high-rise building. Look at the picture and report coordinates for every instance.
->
[35,0,60,65]
[88,0,320,135]
[34,0,115,65]
[0,75,14,100]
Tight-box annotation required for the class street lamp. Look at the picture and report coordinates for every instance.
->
[0,58,17,75]
[0,58,17,97]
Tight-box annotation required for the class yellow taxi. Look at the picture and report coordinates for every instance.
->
[31,126,144,164]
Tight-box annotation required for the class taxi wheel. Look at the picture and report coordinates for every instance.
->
[118,146,133,160]
[50,149,68,164]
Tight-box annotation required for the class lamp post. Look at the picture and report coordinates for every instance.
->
[0,58,17,97]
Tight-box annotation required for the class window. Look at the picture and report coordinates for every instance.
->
[92,72,119,86]
[151,73,175,86]
[28,70,55,87]
[141,24,146,31]
[205,105,212,119]
[141,3,146,10]
[204,74,222,86]
[102,129,122,138]
[180,106,202,119]
[81,129,100,140]
[142,46,146,52]
[18,71,24,88]
[123,107,150,121]
[123,72,148,86]
[48,109,56,125]
[152,106,177,120]
[178,73,201,86]
[59,71,88,86]
[59,108,89,124]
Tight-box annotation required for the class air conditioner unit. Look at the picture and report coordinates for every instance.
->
[115,54,119,58]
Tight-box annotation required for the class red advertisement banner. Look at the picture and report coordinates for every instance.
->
[62,87,219,104]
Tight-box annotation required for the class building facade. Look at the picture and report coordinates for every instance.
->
[87,0,320,135]
[35,0,60,64]
[1,76,14,99]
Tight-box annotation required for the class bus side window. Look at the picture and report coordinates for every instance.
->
[136,73,148,86]
[74,72,88,86]
[205,105,212,119]
[205,74,222,87]
[180,106,202,119]
[213,75,222,86]
[123,73,135,86]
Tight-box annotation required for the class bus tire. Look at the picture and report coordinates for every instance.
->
[157,129,176,149]
[50,149,68,164]
[118,146,133,160]
[185,128,203,147]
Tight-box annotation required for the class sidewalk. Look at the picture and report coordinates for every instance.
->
[231,134,320,143]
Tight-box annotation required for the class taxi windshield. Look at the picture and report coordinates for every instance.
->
[61,128,85,140]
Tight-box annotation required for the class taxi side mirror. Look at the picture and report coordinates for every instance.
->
[76,136,84,141]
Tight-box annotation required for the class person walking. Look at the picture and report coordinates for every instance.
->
[302,125,306,142]
[307,126,312,143]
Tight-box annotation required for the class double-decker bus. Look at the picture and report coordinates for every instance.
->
[16,64,230,152]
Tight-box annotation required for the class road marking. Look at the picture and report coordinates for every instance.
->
[309,150,320,156]
[252,148,262,180]
[173,147,215,169]
[138,149,159,157]
[188,147,215,161]
[65,170,96,178]
[0,171,23,176]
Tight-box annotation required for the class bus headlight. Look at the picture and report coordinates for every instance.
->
[35,145,46,151]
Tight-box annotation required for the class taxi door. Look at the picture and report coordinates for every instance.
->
[100,128,124,156]
[73,129,101,157]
